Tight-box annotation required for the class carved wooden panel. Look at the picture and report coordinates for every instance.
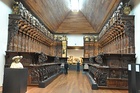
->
[98,2,135,54]
[5,51,63,85]
[88,53,135,89]
[8,1,68,57]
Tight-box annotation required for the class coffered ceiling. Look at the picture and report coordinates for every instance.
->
[17,0,121,34]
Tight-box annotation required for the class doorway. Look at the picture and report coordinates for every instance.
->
[67,47,83,70]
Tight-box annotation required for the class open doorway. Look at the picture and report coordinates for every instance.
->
[67,46,83,70]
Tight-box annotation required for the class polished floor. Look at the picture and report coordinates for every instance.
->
[25,71,128,93]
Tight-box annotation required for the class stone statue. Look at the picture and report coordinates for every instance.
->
[10,56,23,68]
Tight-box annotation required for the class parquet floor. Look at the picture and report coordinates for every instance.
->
[26,71,128,93]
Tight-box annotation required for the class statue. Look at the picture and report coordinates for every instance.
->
[12,1,20,14]
[10,56,23,68]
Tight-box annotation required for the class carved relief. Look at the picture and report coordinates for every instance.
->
[121,70,128,78]
[95,55,103,64]
[98,73,107,86]
[38,52,48,63]
[7,15,21,50]
[124,20,134,46]
[8,2,67,56]
[110,70,120,78]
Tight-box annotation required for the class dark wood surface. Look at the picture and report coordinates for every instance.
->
[7,14,64,56]
[88,53,136,89]
[5,51,67,86]
[2,68,28,93]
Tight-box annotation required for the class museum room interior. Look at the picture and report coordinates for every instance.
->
[0,0,140,93]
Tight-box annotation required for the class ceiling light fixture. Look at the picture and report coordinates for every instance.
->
[70,0,79,12]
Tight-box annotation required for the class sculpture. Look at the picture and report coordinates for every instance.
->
[12,1,20,14]
[10,56,23,68]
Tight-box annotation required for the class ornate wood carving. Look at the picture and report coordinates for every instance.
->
[98,2,135,54]
[84,35,98,57]
[88,53,135,89]
[7,2,67,57]
[7,15,21,50]
[5,51,63,85]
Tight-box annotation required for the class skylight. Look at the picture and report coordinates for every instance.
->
[70,0,79,12]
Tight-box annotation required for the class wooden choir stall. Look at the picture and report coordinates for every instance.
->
[4,2,67,88]
[4,1,136,91]
[83,2,136,90]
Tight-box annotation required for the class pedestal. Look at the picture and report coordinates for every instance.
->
[136,64,140,93]
[128,64,136,93]
[2,68,28,93]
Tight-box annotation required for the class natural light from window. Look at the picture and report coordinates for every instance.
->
[70,0,79,12]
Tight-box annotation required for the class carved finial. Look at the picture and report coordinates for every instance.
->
[12,1,20,14]
[123,3,131,15]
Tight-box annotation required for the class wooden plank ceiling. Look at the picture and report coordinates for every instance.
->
[56,11,95,34]
[19,0,121,34]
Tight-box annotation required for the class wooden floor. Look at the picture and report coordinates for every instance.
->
[25,71,128,93]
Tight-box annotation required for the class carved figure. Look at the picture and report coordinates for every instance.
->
[110,70,117,78]
[12,1,20,14]
[10,56,23,68]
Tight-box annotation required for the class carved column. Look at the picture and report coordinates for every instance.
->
[7,14,21,51]
[122,15,135,53]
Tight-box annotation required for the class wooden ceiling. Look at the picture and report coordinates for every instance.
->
[18,0,121,34]
[56,11,95,34]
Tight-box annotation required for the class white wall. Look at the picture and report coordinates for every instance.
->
[0,0,13,86]
[130,2,140,64]
[67,35,84,58]
[67,35,83,46]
